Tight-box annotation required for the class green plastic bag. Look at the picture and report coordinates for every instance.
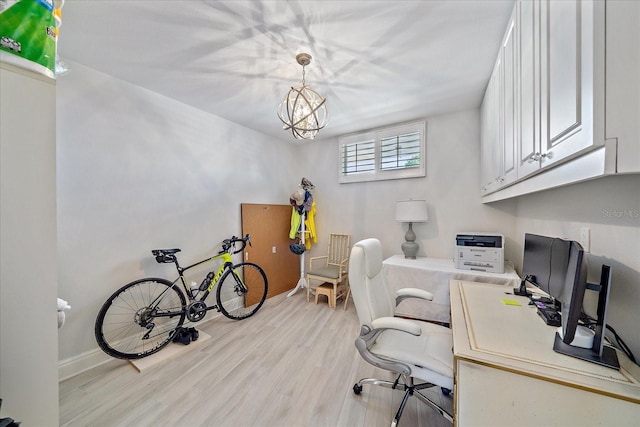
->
[0,0,57,77]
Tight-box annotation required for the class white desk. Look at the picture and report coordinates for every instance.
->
[450,280,640,426]
[382,255,520,323]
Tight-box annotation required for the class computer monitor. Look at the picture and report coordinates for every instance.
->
[552,242,619,369]
[558,241,588,344]
[517,233,571,302]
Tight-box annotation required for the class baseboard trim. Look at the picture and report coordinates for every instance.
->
[58,347,112,382]
[58,316,221,381]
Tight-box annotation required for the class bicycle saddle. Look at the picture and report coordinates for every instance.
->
[151,248,181,256]
[151,248,181,264]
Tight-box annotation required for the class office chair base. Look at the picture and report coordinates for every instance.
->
[354,375,453,426]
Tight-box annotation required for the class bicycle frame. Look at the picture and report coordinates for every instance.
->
[148,251,238,320]
[174,251,234,301]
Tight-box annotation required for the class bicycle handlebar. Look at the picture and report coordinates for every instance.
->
[220,234,251,255]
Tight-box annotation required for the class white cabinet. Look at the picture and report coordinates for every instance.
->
[538,0,604,168]
[605,0,640,174]
[481,60,502,195]
[0,61,59,424]
[517,0,601,178]
[480,9,518,195]
[501,12,519,186]
[517,0,540,178]
[481,0,639,202]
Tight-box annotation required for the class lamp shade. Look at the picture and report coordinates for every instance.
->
[396,200,428,222]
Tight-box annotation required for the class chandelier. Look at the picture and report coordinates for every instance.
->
[277,53,328,140]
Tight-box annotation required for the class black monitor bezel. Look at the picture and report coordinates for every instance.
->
[522,233,571,302]
[559,241,588,344]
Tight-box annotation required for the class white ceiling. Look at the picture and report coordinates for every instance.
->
[57,0,515,141]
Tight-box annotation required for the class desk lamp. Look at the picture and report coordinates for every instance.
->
[396,200,428,259]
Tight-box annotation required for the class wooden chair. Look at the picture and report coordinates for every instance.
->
[306,233,350,309]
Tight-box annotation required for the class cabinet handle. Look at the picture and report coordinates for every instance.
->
[526,151,552,164]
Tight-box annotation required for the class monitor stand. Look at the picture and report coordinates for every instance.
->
[553,264,619,370]
[513,275,532,297]
[553,333,620,369]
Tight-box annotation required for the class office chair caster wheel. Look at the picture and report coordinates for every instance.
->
[441,387,451,395]
[353,384,363,395]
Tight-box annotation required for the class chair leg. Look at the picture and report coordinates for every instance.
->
[332,283,337,309]
[354,375,453,426]
[343,281,351,311]
[392,387,412,427]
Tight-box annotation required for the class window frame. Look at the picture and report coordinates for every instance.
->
[338,121,426,184]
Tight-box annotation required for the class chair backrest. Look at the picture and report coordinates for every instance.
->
[348,238,396,328]
[327,233,350,268]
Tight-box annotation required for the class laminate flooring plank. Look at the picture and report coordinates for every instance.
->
[60,291,452,427]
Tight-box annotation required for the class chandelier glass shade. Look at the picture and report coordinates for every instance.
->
[277,53,328,140]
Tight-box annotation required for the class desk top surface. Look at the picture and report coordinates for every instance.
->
[384,255,519,279]
[450,280,640,403]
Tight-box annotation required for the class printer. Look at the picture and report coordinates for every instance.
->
[455,233,505,273]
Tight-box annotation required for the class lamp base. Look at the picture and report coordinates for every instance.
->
[401,241,419,259]
[401,222,419,259]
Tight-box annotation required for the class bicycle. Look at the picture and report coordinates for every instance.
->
[95,234,268,360]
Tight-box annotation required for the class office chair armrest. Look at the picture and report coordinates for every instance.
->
[356,321,414,376]
[371,317,422,336]
[396,288,434,306]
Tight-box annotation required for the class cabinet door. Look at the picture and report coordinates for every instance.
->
[481,60,502,195]
[517,0,541,178]
[501,12,518,186]
[539,0,602,167]
[606,0,640,173]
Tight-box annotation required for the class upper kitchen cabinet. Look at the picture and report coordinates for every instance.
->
[537,0,603,168]
[606,0,640,174]
[481,0,640,202]
[480,8,518,196]
[481,59,503,195]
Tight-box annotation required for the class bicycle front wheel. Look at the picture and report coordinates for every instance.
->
[95,278,186,359]
[216,262,268,320]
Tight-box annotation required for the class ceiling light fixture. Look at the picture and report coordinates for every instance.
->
[277,53,328,140]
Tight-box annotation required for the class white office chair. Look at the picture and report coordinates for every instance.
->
[349,238,454,427]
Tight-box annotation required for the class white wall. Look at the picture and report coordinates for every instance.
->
[56,62,301,377]
[300,109,518,264]
[514,174,640,359]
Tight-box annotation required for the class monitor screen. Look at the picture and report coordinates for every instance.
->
[559,241,588,345]
[522,233,571,300]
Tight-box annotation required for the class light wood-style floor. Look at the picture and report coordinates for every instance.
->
[60,290,452,427]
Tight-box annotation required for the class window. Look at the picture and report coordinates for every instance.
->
[339,121,425,183]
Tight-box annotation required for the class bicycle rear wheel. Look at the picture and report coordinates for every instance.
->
[95,278,186,359]
[216,262,268,320]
